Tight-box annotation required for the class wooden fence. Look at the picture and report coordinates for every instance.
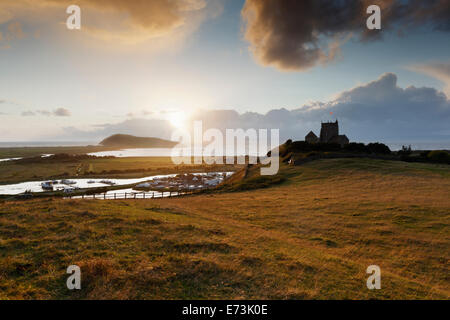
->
[66,190,198,200]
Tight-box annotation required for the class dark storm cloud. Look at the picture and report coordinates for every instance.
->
[242,0,450,71]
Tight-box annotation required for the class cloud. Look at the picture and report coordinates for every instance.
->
[36,110,51,116]
[241,0,450,71]
[189,73,450,142]
[0,21,26,48]
[59,73,450,146]
[69,0,211,44]
[0,8,13,24]
[125,109,153,117]
[408,61,450,97]
[21,108,71,117]
[53,107,71,117]
[0,0,222,45]
[6,21,25,39]
[297,73,450,141]
[0,98,19,106]
[79,0,204,31]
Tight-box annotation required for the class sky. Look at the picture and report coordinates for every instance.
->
[0,0,449,146]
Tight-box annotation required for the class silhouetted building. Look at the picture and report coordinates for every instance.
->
[305,120,349,146]
[328,134,349,146]
[320,120,339,143]
[305,131,319,143]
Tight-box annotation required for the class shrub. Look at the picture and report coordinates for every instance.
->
[398,145,412,156]
[282,152,293,163]
[305,151,320,158]
[427,150,450,163]
[343,143,368,153]
[282,140,391,155]
[367,142,391,154]
[285,141,341,153]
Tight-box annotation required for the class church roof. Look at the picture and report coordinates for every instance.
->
[306,131,318,138]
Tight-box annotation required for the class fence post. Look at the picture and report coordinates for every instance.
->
[93,194,95,200]
[143,193,145,199]
[104,193,106,200]
[125,193,127,199]
[114,193,116,200]
[134,193,136,199]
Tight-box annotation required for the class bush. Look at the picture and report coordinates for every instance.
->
[398,145,412,156]
[281,152,293,163]
[367,142,391,154]
[281,140,393,156]
[427,150,450,163]
[305,151,320,158]
[284,141,341,153]
[343,143,368,153]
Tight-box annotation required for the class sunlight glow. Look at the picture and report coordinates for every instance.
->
[168,111,187,129]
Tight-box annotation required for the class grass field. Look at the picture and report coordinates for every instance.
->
[0,158,449,299]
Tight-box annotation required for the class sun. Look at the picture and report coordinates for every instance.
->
[168,111,187,129]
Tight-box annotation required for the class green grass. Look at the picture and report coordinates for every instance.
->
[0,158,449,299]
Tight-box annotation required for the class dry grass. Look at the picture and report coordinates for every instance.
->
[0,158,449,299]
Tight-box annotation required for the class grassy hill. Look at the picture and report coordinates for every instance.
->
[0,158,449,299]
[99,134,177,148]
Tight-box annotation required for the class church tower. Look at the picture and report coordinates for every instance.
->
[320,120,339,143]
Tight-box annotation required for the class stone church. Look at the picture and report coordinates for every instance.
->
[305,120,349,146]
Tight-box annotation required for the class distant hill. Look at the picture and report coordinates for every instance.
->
[99,134,177,148]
